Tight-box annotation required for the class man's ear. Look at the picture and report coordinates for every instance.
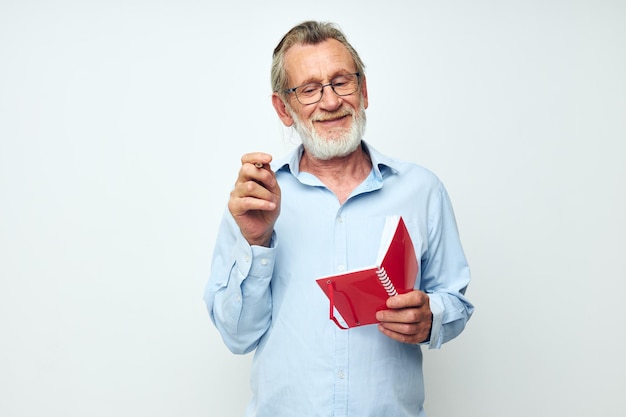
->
[360,75,369,109]
[272,93,294,127]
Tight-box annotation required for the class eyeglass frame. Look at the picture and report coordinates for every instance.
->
[283,72,361,105]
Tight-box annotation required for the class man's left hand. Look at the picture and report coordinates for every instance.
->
[376,290,433,344]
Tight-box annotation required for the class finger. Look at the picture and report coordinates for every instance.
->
[237,163,278,190]
[241,152,273,167]
[230,182,277,210]
[378,324,429,344]
[378,310,432,336]
[230,196,277,215]
[386,290,428,309]
[376,306,429,325]
[229,193,277,218]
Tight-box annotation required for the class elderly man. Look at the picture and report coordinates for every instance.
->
[205,20,473,417]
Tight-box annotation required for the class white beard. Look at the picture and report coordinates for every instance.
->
[287,102,367,160]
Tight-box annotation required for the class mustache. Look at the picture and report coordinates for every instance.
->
[312,108,354,122]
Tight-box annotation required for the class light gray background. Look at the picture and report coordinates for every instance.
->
[1,1,624,416]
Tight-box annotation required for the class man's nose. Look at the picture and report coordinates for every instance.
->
[317,84,342,110]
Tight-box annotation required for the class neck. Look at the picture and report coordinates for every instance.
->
[300,143,372,204]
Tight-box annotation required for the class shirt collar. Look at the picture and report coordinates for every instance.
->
[272,141,400,180]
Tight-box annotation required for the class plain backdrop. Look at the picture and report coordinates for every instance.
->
[1,1,625,416]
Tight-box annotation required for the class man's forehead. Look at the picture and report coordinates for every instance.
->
[283,39,355,83]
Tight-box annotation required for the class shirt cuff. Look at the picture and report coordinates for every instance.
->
[234,230,277,279]
[424,293,444,349]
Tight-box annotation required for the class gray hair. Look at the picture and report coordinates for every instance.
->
[271,21,366,97]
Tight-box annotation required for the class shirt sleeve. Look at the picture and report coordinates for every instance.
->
[204,211,276,354]
[421,183,474,349]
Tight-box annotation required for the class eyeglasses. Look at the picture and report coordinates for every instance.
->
[284,72,361,105]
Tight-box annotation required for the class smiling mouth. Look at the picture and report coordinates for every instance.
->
[314,111,351,123]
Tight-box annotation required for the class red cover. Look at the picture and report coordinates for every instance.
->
[315,217,418,329]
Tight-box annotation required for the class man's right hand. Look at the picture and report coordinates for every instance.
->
[228,152,281,247]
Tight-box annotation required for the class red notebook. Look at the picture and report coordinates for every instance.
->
[315,216,418,329]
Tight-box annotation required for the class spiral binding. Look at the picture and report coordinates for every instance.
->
[376,267,398,297]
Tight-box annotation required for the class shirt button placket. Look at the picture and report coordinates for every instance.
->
[333,210,349,416]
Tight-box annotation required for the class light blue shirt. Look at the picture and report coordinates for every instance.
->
[205,142,473,417]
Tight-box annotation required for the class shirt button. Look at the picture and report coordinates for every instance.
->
[337,216,344,223]
[260,258,268,266]
[337,370,345,379]
[337,264,345,272]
